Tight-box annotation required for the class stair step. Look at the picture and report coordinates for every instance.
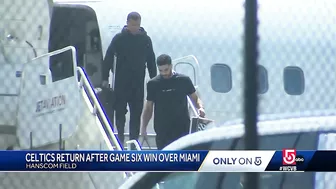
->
[123,146,158,150]
[114,132,156,137]
[112,132,157,150]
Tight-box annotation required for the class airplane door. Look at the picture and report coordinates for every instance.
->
[172,55,200,89]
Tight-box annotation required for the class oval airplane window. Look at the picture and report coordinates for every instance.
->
[211,63,232,93]
[283,66,305,95]
[258,65,268,94]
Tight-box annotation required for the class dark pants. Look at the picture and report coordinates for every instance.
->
[155,121,190,150]
[114,80,144,146]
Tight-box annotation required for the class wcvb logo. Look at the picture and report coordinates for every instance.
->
[282,149,305,165]
[282,149,296,165]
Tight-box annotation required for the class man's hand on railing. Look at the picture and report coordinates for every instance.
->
[198,107,205,118]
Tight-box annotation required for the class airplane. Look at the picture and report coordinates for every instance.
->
[50,0,336,147]
[0,0,335,188]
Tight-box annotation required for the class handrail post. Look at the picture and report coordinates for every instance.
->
[79,76,84,88]
[59,124,63,150]
[92,104,97,115]
[29,132,33,150]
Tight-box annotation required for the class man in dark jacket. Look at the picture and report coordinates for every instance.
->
[102,12,157,147]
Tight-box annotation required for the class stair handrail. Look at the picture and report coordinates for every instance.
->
[31,46,78,78]
[187,96,199,117]
[125,140,142,151]
[77,66,122,151]
[187,90,214,133]
[124,140,142,178]
[30,46,122,151]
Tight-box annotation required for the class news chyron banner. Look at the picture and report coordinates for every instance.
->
[0,150,334,172]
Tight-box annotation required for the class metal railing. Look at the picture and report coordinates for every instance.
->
[126,140,142,151]
[77,67,122,151]
[30,46,78,78]
[77,66,130,180]
[187,96,199,117]
[35,46,122,151]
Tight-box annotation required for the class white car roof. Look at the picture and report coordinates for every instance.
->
[119,115,336,189]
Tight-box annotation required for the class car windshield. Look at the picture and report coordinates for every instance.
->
[153,132,318,189]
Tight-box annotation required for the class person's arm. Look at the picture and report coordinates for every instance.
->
[141,81,155,131]
[189,92,204,110]
[141,100,154,131]
[185,77,205,116]
[146,37,157,79]
[102,35,118,81]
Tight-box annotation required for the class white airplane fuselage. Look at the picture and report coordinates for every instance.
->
[53,0,336,127]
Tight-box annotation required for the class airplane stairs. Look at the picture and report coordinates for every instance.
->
[0,46,133,189]
[0,46,212,189]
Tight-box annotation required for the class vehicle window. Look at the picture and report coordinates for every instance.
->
[148,132,318,189]
[149,139,236,189]
[315,133,336,189]
[153,172,198,189]
[220,132,317,189]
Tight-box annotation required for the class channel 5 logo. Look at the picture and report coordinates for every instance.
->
[282,149,296,165]
[282,149,305,165]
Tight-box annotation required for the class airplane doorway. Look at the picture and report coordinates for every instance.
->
[49,4,103,87]
[173,55,200,89]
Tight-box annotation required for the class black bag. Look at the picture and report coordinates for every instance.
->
[97,87,116,125]
[189,117,214,133]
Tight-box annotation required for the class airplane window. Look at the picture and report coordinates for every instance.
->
[283,66,305,95]
[211,63,232,93]
[258,65,268,94]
